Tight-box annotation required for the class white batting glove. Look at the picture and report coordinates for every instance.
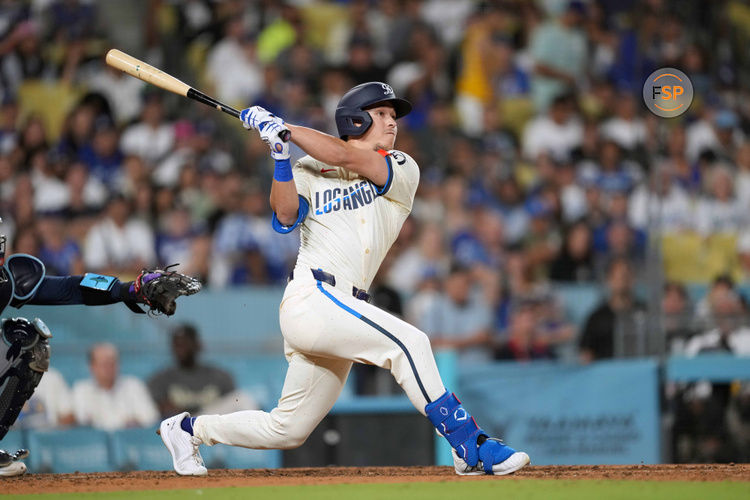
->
[240,106,281,130]
[259,121,290,160]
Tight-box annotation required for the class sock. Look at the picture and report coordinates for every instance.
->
[180,416,197,435]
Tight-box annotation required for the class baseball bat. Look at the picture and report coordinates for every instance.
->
[105,49,290,142]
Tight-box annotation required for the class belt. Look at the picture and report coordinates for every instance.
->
[289,269,372,303]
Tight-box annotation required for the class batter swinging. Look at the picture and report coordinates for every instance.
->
[159,82,530,476]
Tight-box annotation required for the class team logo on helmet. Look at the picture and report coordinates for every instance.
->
[381,83,394,95]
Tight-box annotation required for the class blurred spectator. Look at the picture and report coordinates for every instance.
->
[415,263,493,362]
[687,109,745,164]
[37,213,84,275]
[205,17,262,106]
[549,220,594,282]
[65,161,108,216]
[684,290,750,356]
[522,93,583,161]
[735,143,750,209]
[451,207,505,270]
[83,194,156,274]
[154,204,208,276]
[72,343,159,430]
[494,300,556,361]
[120,93,174,167]
[695,165,746,237]
[56,103,96,160]
[628,164,693,234]
[0,19,53,96]
[579,258,646,362]
[673,289,750,463]
[387,222,449,295]
[148,324,252,418]
[694,275,737,327]
[87,64,145,125]
[210,178,298,287]
[661,281,696,354]
[78,116,123,187]
[528,1,587,111]
[599,93,646,153]
[521,197,561,275]
[14,367,75,430]
[345,37,384,85]
[0,98,19,154]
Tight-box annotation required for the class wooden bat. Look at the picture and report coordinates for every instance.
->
[105,49,290,142]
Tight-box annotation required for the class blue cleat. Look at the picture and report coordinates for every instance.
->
[426,391,530,476]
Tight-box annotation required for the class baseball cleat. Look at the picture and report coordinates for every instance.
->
[0,461,26,477]
[159,412,207,476]
[452,439,530,476]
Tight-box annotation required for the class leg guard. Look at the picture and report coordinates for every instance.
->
[425,391,485,467]
[426,390,521,474]
[0,318,51,439]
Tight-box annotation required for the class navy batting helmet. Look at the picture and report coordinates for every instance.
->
[335,82,412,140]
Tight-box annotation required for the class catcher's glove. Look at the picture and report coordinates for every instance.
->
[132,265,202,316]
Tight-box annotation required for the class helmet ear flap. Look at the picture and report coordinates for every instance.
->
[335,108,373,140]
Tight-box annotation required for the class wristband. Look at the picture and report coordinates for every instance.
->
[274,158,293,182]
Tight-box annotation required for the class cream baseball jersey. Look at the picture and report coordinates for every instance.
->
[283,150,419,290]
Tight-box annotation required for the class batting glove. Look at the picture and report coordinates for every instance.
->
[260,121,290,160]
[240,106,281,130]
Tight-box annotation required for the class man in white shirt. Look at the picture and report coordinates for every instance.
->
[83,194,156,274]
[522,93,583,161]
[72,343,159,431]
[120,93,175,167]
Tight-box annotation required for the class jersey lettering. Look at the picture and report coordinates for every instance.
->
[314,180,381,215]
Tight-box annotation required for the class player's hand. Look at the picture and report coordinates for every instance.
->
[259,121,291,160]
[240,106,281,131]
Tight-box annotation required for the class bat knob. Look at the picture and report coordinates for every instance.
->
[278,129,291,143]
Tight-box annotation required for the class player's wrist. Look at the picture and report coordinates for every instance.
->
[273,158,293,182]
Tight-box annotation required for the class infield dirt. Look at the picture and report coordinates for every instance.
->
[5,464,749,494]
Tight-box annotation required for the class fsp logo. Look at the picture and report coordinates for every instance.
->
[642,67,693,118]
[381,83,393,95]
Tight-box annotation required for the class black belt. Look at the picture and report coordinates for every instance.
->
[289,269,371,303]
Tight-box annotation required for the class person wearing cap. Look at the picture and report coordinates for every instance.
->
[157,82,530,477]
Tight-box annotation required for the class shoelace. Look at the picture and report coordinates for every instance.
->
[190,437,205,467]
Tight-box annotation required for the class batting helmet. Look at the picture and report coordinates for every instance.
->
[335,82,412,140]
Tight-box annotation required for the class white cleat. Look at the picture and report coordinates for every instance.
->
[159,411,207,476]
[452,448,530,476]
[0,461,26,477]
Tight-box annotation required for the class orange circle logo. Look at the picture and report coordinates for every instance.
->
[642,68,693,118]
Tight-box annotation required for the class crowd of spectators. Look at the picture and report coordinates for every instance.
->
[2,0,750,461]
[14,323,253,432]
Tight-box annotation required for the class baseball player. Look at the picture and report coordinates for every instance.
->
[159,82,530,476]
[0,222,200,476]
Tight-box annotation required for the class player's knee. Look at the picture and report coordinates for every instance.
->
[270,416,313,449]
[278,427,311,449]
[410,329,433,354]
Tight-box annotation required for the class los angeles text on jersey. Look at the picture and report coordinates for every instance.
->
[314,180,381,215]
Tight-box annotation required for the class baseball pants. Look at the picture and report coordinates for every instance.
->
[193,271,447,449]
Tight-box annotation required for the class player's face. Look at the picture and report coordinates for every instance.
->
[363,104,398,150]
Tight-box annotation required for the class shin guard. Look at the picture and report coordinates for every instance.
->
[425,391,485,467]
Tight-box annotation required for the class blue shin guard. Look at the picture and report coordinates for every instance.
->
[425,391,485,467]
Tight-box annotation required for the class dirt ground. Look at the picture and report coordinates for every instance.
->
[5,464,749,494]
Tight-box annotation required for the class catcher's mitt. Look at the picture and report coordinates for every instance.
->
[133,265,202,316]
